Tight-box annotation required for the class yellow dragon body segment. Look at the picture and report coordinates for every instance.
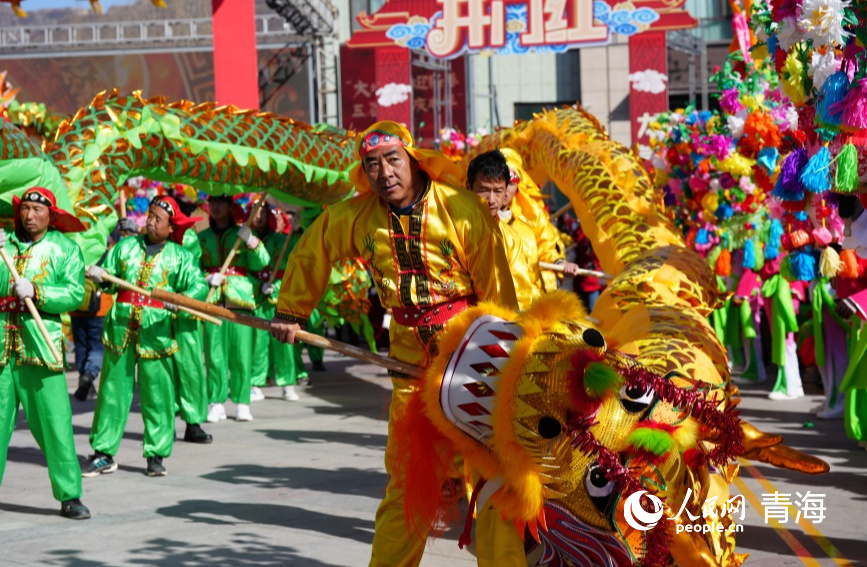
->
[393,106,828,566]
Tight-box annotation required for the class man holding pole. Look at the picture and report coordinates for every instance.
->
[82,196,208,477]
[0,186,90,519]
[269,122,526,567]
[199,194,270,422]
[249,204,302,401]
[499,148,581,290]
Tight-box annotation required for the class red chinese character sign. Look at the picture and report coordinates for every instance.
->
[628,31,668,157]
[340,45,466,143]
[347,0,697,57]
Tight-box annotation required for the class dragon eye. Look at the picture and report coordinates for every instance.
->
[585,463,617,514]
[537,416,562,439]
[619,384,655,413]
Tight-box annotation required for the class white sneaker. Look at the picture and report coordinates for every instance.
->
[282,386,300,401]
[817,407,845,420]
[250,387,265,402]
[236,404,253,421]
[207,403,226,423]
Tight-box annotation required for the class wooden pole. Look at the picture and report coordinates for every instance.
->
[0,248,62,364]
[266,231,293,286]
[205,191,269,302]
[539,261,613,280]
[150,288,421,378]
[98,271,223,326]
[550,202,572,220]
[118,189,127,219]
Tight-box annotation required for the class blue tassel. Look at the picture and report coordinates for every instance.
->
[783,250,818,282]
[743,238,756,270]
[715,204,733,221]
[768,34,778,56]
[765,219,783,260]
[816,72,851,129]
[799,146,832,193]
[696,228,710,245]
[757,147,779,175]
[772,148,807,201]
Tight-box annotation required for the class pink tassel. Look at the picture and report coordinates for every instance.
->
[831,78,867,131]
[812,226,833,246]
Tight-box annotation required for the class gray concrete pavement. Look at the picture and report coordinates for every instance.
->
[1,352,865,566]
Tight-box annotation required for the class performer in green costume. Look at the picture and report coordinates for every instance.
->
[199,195,270,422]
[250,205,303,401]
[83,196,208,477]
[0,187,90,519]
[117,208,212,442]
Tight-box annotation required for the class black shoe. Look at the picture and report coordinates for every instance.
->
[146,456,167,477]
[81,452,117,477]
[312,361,326,372]
[183,423,213,444]
[60,498,91,520]
[73,373,97,401]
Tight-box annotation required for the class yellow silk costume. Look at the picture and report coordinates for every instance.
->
[276,120,524,567]
[500,149,565,292]
[499,215,543,309]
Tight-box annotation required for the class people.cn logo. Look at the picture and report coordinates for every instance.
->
[624,491,664,531]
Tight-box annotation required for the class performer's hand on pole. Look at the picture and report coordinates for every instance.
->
[13,277,34,300]
[238,225,260,250]
[269,317,300,344]
[559,262,582,276]
[206,273,225,287]
[261,282,274,296]
[86,266,106,283]
[117,217,138,234]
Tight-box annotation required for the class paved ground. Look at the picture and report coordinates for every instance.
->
[1,351,865,566]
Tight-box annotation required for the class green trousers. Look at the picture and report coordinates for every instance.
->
[293,308,324,374]
[203,314,253,405]
[90,348,178,459]
[252,303,298,387]
[0,362,82,502]
[175,318,208,424]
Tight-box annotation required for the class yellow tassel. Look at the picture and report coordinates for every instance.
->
[819,247,842,278]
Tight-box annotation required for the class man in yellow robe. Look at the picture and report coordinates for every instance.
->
[270,121,525,566]
[500,148,580,291]
[466,150,542,310]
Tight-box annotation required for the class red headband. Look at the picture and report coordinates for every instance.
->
[359,130,407,157]
[13,187,86,233]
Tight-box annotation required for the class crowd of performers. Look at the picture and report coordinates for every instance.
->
[0,118,863,565]
[0,120,578,538]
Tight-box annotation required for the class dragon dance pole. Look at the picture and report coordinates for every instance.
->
[96,271,223,327]
[205,191,269,302]
[265,231,293,287]
[0,248,62,364]
[150,288,421,378]
[538,262,613,280]
[550,202,573,220]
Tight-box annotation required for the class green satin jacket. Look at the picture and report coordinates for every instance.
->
[198,223,270,310]
[252,230,300,308]
[101,235,207,358]
[0,229,85,372]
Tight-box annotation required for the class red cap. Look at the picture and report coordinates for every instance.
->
[13,187,86,233]
[152,196,203,245]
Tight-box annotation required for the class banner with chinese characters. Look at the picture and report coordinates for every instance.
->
[340,45,466,142]
[628,31,668,160]
[348,0,696,58]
